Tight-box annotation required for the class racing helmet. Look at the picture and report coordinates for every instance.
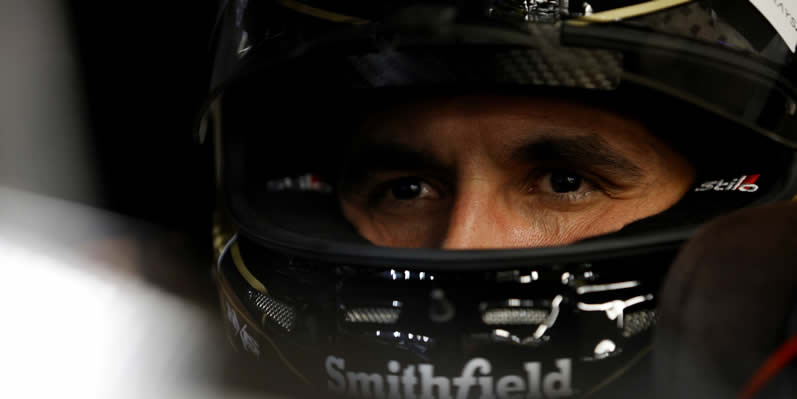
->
[197,1,797,397]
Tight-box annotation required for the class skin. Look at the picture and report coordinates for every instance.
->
[338,94,695,249]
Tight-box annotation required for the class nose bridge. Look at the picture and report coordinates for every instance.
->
[440,182,503,249]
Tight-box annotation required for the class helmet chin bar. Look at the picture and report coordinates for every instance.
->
[215,231,668,398]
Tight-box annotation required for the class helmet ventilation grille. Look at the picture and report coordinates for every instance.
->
[622,310,656,337]
[344,308,401,324]
[482,308,549,325]
[248,289,297,332]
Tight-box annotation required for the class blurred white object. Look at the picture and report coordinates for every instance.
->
[0,0,98,203]
[0,188,272,399]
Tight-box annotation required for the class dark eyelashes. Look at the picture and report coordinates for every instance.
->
[354,165,613,207]
[528,167,604,191]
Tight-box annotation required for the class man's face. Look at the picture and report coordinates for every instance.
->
[338,94,695,248]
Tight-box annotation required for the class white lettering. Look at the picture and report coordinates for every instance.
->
[713,180,730,191]
[694,181,717,192]
[326,357,576,399]
[738,184,759,192]
[347,372,386,399]
[402,365,419,399]
[496,375,525,399]
[478,374,495,399]
[543,359,573,398]
[453,358,491,399]
[419,365,453,399]
[387,361,402,399]
[326,356,346,394]
[694,175,761,193]
[524,362,542,399]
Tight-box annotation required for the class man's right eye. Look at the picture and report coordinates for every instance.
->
[390,177,423,199]
[388,177,438,200]
[549,171,584,193]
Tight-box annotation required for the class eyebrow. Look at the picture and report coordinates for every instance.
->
[512,135,646,183]
[343,141,450,176]
[343,134,647,185]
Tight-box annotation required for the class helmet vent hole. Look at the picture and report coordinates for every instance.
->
[248,289,297,332]
[622,310,656,337]
[344,308,401,324]
[482,308,549,325]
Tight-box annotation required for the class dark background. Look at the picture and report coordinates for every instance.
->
[66,2,219,236]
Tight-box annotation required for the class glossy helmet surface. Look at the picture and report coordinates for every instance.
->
[198,1,797,397]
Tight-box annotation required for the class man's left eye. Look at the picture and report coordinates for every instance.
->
[387,177,439,201]
[549,171,583,193]
[533,169,596,199]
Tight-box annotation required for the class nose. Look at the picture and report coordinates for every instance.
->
[440,187,520,249]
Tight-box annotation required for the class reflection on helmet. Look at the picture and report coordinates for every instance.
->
[199,1,797,397]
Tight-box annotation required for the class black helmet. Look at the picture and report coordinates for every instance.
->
[198,1,797,397]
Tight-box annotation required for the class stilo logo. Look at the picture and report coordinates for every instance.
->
[694,174,760,193]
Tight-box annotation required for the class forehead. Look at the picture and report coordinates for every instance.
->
[356,93,663,160]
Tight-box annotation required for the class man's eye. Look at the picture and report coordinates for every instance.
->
[549,171,583,193]
[533,169,596,199]
[388,177,437,200]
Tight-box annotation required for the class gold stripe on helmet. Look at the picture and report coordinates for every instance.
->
[568,0,693,26]
[231,241,268,294]
[277,0,370,24]
[217,275,311,385]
